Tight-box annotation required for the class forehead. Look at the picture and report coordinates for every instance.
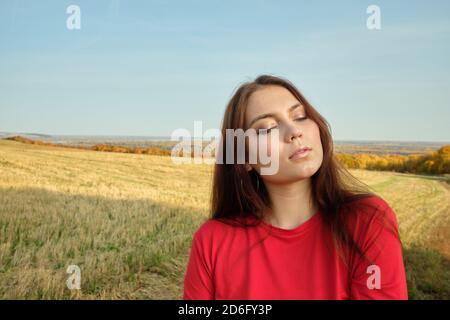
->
[245,85,301,126]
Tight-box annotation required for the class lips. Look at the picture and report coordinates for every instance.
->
[289,146,312,159]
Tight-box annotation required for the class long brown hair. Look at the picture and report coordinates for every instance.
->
[210,74,394,267]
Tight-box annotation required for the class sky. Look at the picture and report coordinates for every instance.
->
[0,0,449,142]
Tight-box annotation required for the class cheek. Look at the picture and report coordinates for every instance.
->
[308,123,322,148]
[311,126,324,162]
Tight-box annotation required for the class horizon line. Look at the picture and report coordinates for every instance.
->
[0,131,449,144]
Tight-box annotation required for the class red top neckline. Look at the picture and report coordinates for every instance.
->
[258,210,322,238]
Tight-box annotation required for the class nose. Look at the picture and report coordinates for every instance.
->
[284,122,302,143]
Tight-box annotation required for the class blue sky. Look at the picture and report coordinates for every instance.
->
[0,0,449,142]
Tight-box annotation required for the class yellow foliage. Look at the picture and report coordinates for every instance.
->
[336,145,450,175]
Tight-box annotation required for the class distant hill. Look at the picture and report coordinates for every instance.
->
[0,132,52,139]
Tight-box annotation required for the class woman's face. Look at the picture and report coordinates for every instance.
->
[244,85,323,184]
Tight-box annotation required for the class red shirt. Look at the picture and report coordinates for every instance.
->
[183,196,408,300]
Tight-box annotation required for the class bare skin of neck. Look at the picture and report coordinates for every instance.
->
[262,178,318,230]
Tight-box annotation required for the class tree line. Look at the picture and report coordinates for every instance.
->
[335,145,450,174]
[5,136,449,174]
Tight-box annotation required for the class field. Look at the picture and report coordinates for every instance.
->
[0,139,448,299]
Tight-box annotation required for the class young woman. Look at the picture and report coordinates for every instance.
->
[183,75,408,300]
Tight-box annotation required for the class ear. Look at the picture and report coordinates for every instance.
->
[245,163,253,172]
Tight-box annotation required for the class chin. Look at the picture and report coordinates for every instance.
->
[292,164,320,178]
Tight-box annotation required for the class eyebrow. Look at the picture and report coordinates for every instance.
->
[248,102,302,127]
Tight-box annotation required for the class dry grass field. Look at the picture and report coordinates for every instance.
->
[0,139,448,299]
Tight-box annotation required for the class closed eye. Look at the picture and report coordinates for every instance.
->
[257,117,306,134]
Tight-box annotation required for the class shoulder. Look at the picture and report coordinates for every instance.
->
[344,195,400,245]
[192,217,238,245]
[346,195,398,226]
[194,218,229,239]
[193,216,258,247]
[349,195,391,211]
